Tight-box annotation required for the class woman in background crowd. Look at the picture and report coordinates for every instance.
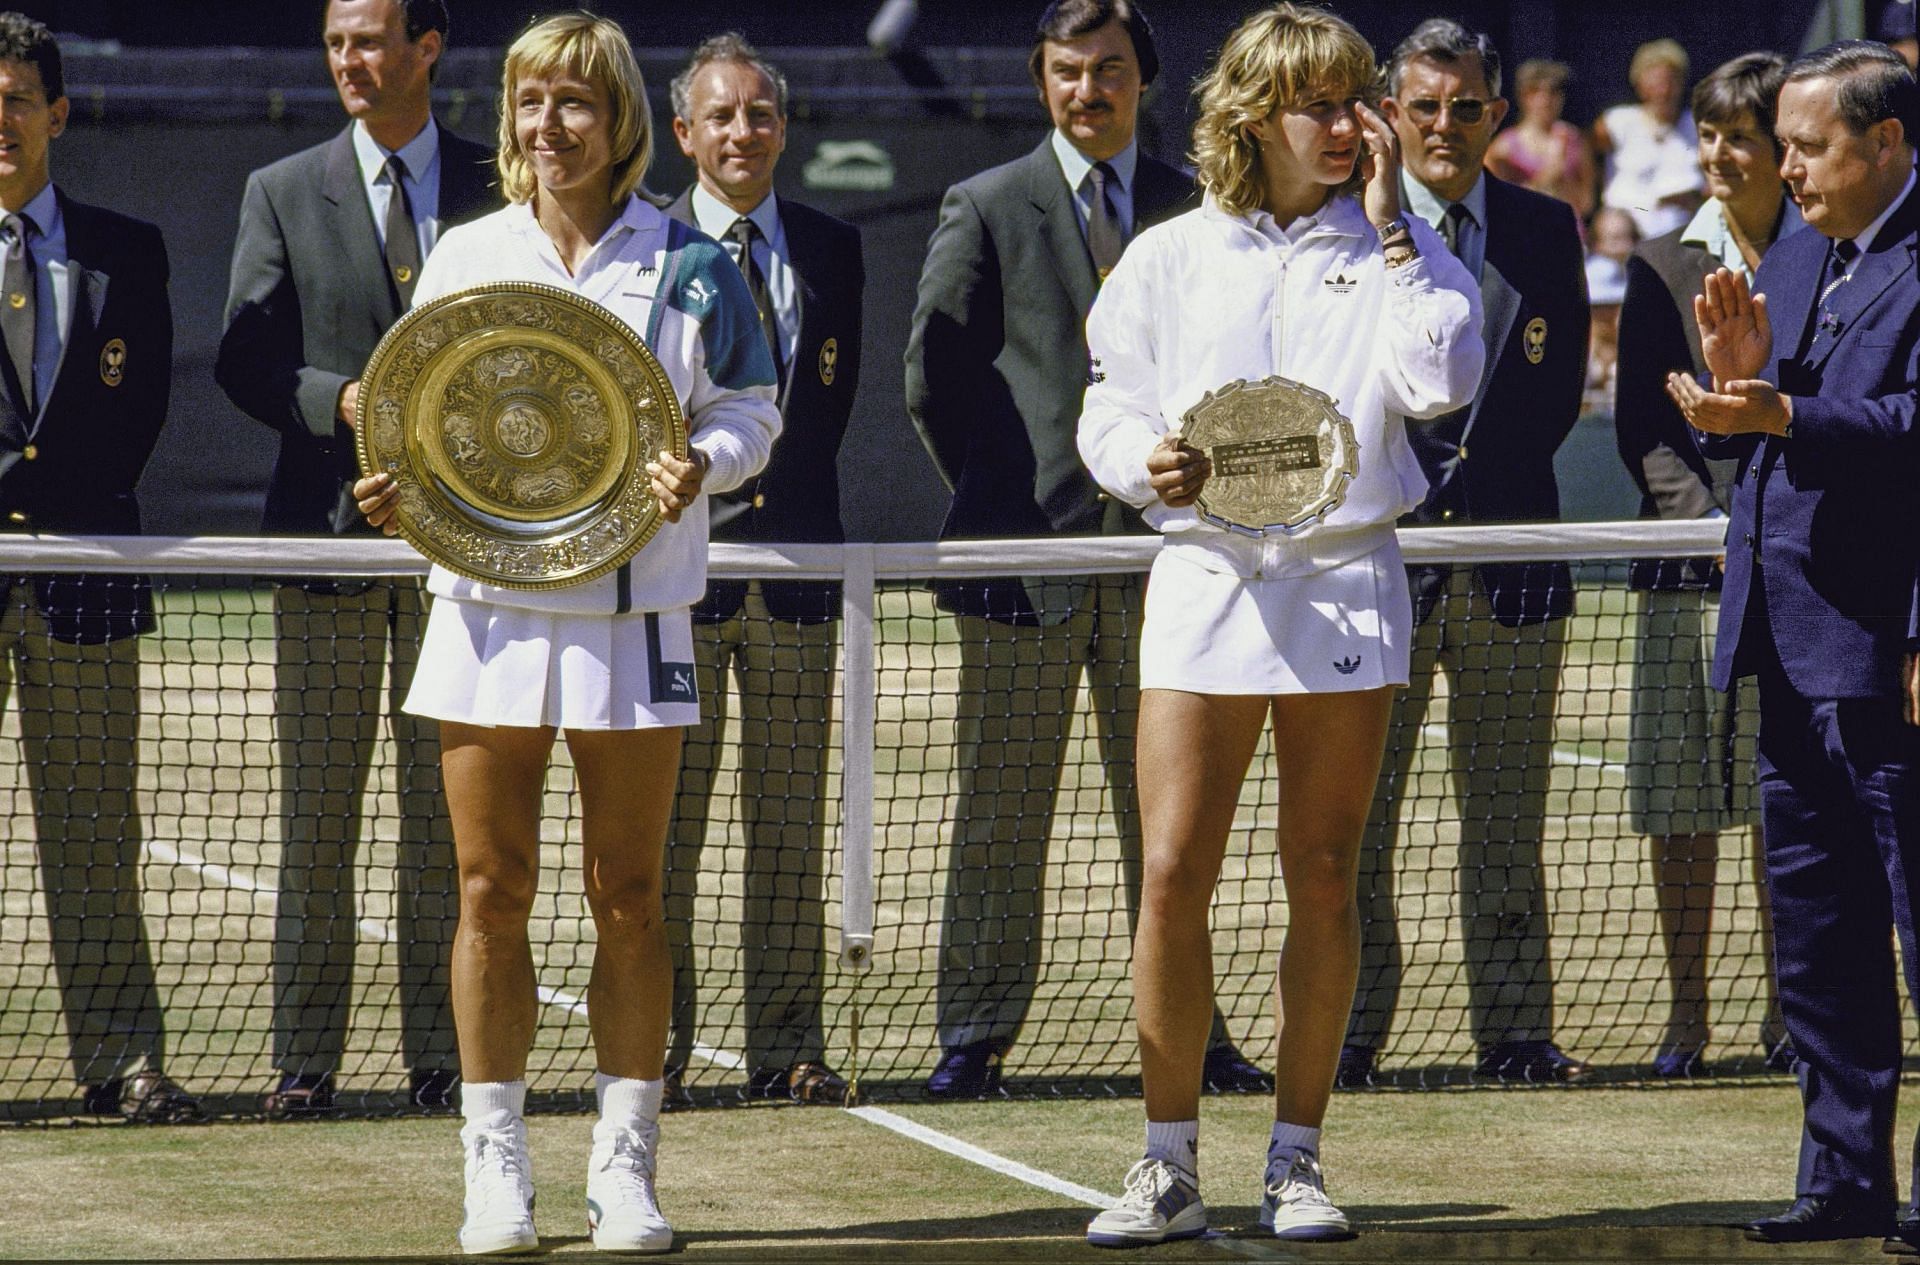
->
[1595,38,1704,238]
[1486,58,1595,215]
[1613,50,1796,1079]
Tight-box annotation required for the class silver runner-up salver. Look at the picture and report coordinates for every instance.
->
[1178,376,1358,536]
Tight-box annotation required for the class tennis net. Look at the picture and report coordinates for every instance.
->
[0,520,1800,1119]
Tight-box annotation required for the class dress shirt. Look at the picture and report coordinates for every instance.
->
[1404,172,1488,282]
[350,117,443,261]
[689,183,799,368]
[1842,166,1917,276]
[1680,195,1804,281]
[8,181,70,426]
[1052,129,1138,241]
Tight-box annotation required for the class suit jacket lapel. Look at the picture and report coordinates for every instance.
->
[1462,185,1522,437]
[435,128,494,223]
[32,191,105,429]
[1806,197,1920,371]
[778,205,818,415]
[323,127,399,328]
[1027,143,1098,317]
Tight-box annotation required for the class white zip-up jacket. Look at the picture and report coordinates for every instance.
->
[1079,193,1484,578]
[411,196,781,614]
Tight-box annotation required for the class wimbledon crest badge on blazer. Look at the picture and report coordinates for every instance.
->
[100,339,128,387]
[1524,317,1548,365]
[819,337,839,386]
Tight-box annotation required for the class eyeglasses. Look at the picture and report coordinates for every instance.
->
[1403,96,1492,125]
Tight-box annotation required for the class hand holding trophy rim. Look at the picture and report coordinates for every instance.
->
[1178,375,1359,537]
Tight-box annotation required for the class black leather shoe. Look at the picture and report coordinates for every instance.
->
[1201,1042,1272,1093]
[1886,1214,1920,1255]
[263,1072,335,1118]
[1476,1040,1591,1083]
[1744,1192,1893,1243]
[663,1064,694,1110]
[1335,1043,1377,1088]
[410,1068,458,1110]
[84,1071,203,1123]
[925,1040,1003,1099]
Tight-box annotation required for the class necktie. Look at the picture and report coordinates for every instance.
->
[384,155,422,309]
[1439,202,1472,257]
[1812,238,1861,349]
[0,212,33,416]
[1086,161,1124,278]
[727,216,783,385]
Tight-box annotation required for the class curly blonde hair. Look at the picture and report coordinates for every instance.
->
[496,12,654,205]
[1190,3,1376,217]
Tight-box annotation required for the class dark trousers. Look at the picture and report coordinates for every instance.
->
[270,580,457,1078]
[1755,639,1920,1201]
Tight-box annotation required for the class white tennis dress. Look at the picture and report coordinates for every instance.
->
[401,196,782,729]
[1078,193,1484,694]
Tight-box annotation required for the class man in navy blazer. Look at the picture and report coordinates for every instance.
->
[659,33,862,1107]
[1667,41,1920,1247]
[1345,19,1591,1087]
[0,12,198,1124]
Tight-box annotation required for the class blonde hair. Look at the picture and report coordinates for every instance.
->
[1190,3,1376,217]
[496,12,654,205]
[1629,37,1689,88]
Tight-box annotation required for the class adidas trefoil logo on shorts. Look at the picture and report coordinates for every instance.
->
[1334,654,1362,676]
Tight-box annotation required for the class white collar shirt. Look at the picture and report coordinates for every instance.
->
[4,180,69,426]
[351,117,444,260]
[1403,171,1488,281]
[1052,129,1138,240]
[1680,195,1804,281]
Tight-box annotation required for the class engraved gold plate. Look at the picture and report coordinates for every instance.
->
[355,282,687,589]
[1179,376,1358,536]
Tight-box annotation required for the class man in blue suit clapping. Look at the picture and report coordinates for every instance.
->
[1667,39,1920,1249]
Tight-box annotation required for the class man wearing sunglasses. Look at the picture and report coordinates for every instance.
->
[1344,18,1591,1087]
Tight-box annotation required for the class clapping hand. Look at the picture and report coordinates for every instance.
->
[1695,268,1771,384]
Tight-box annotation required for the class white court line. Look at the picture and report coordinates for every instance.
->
[846,1105,1116,1207]
[1419,722,1627,775]
[141,839,747,1072]
[844,1107,1291,1260]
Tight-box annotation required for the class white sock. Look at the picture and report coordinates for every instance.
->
[1267,1120,1320,1169]
[596,1072,663,1128]
[1145,1119,1199,1185]
[460,1079,526,1123]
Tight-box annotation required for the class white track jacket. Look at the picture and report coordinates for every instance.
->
[1079,193,1485,578]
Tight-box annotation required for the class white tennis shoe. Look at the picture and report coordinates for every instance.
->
[1086,1158,1208,1248]
[1258,1149,1351,1240]
[458,1112,538,1255]
[586,1119,673,1253]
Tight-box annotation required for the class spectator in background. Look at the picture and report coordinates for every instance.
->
[1879,0,1919,69]
[1595,38,1705,239]
[1345,17,1591,1087]
[215,0,497,1117]
[1486,59,1595,216]
[1584,206,1640,413]
[1615,51,1795,1080]
[660,32,863,1108]
[0,11,198,1125]
[905,0,1265,1101]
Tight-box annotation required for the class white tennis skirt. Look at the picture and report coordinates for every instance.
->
[1139,538,1412,695]
[405,595,701,730]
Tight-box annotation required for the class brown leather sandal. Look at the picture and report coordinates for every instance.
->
[784,1061,848,1106]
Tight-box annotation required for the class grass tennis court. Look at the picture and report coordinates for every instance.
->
[1,1084,1901,1260]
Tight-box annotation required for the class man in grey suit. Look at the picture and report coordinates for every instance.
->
[214,0,496,1116]
[905,0,1262,1097]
